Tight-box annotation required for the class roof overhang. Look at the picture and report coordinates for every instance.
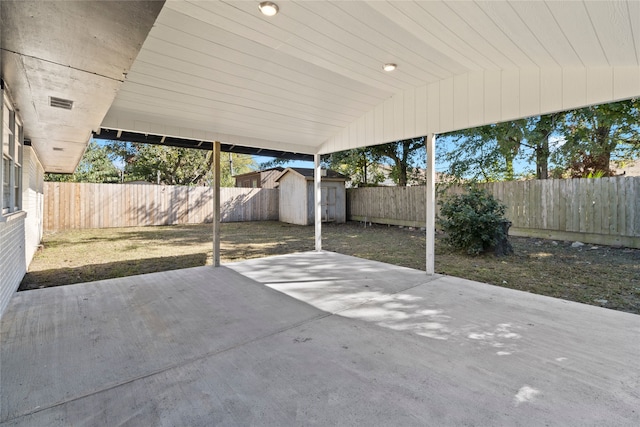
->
[2,1,639,173]
[96,128,313,161]
[0,0,165,173]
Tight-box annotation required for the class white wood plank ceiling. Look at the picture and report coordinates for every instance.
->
[4,1,640,171]
[103,0,640,157]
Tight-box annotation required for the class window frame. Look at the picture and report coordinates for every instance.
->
[1,88,24,217]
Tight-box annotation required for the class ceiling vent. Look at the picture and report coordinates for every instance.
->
[49,96,74,110]
[52,147,64,151]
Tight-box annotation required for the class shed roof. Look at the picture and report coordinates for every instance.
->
[275,168,347,182]
[233,167,284,179]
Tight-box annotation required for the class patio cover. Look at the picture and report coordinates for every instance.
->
[1,0,638,173]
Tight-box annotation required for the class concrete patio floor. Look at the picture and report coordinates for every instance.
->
[1,251,638,426]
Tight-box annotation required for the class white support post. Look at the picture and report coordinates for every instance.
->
[212,141,221,267]
[426,133,436,275]
[314,153,322,251]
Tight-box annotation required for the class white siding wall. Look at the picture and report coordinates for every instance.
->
[23,147,44,264]
[320,66,640,153]
[0,215,27,317]
[0,147,44,319]
[278,173,308,225]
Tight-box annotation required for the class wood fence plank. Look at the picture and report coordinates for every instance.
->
[633,178,640,237]
[548,179,560,230]
[609,178,618,234]
[593,178,602,235]
[585,179,594,234]
[601,178,610,234]
[531,180,540,230]
[541,180,548,230]
[572,179,581,233]
[557,179,566,231]
[617,178,627,235]
[626,177,635,237]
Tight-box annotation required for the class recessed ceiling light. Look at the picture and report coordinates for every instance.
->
[259,1,279,16]
[383,63,397,72]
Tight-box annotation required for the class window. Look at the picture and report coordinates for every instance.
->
[15,123,23,208]
[1,91,22,215]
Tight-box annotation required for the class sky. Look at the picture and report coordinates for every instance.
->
[95,137,537,178]
[251,155,314,169]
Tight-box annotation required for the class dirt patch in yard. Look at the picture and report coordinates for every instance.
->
[20,221,640,315]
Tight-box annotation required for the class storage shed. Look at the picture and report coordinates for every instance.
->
[276,168,347,226]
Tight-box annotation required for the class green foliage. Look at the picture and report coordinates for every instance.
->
[438,186,508,255]
[555,99,640,178]
[126,145,213,185]
[326,148,384,187]
[326,138,425,187]
[258,157,293,170]
[441,99,639,182]
[47,141,256,186]
[104,142,256,186]
[441,119,530,182]
[45,141,120,183]
[369,138,425,186]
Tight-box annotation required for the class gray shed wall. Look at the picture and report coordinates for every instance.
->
[306,181,346,224]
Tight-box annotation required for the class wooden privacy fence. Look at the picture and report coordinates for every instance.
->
[348,186,427,227]
[44,182,278,231]
[347,176,640,248]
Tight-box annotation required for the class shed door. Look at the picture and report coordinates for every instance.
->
[321,187,336,222]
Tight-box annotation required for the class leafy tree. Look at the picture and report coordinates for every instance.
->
[326,148,384,187]
[517,113,565,180]
[369,138,425,186]
[555,99,640,177]
[441,99,640,181]
[105,142,255,186]
[441,120,526,182]
[327,139,425,187]
[45,140,120,183]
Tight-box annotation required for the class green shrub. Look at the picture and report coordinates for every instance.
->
[438,186,510,255]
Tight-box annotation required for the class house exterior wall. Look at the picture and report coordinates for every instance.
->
[23,147,44,263]
[0,146,44,318]
[0,214,27,317]
[235,172,260,188]
[236,170,282,189]
[260,170,281,189]
[278,173,307,225]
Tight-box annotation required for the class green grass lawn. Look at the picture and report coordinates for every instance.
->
[21,221,640,315]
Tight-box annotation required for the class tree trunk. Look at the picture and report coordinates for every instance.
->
[363,155,368,185]
[398,161,408,186]
[536,133,549,179]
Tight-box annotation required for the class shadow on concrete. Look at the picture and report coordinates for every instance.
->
[18,253,209,291]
